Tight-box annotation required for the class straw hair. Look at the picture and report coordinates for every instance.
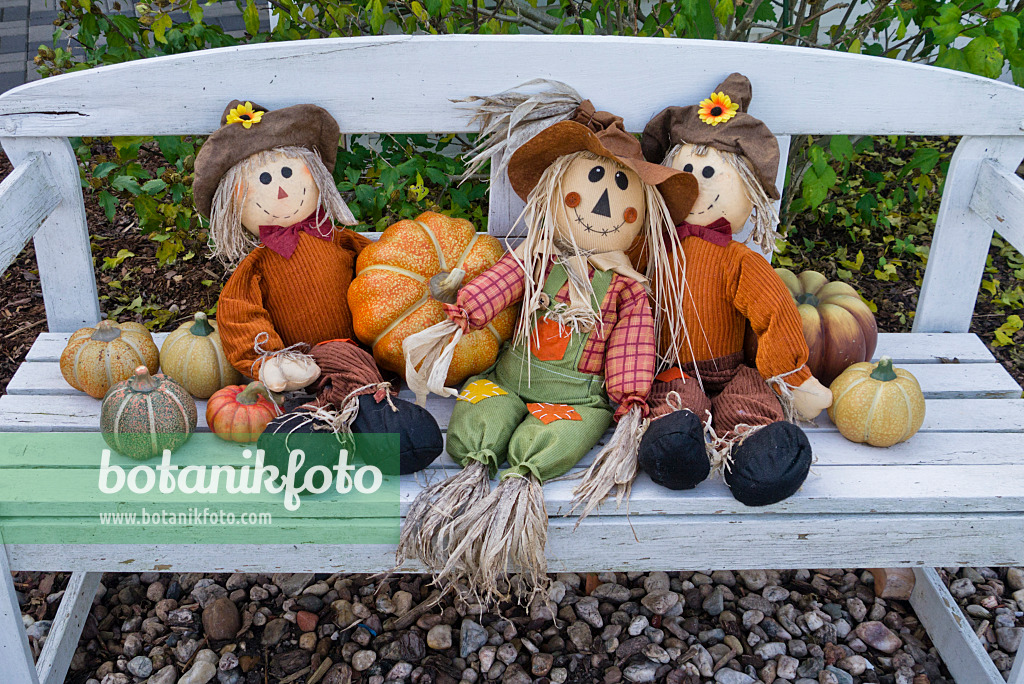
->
[208,146,356,265]
[396,460,490,571]
[459,79,584,181]
[664,143,780,254]
[435,474,549,607]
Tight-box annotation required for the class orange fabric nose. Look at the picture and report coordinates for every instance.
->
[277,187,289,199]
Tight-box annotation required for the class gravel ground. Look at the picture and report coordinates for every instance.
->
[20,567,1022,684]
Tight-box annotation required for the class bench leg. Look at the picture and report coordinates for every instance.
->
[0,544,41,684]
[36,571,101,684]
[1009,645,1024,684]
[911,567,1003,684]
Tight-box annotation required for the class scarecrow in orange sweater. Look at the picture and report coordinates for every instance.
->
[194,101,442,473]
[638,74,833,505]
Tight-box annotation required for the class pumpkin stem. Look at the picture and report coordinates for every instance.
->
[870,356,898,382]
[428,268,467,304]
[91,320,123,342]
[795,292,820,307]
[128,366,159,392]
[189,312,215,337]
[236,381,273,406]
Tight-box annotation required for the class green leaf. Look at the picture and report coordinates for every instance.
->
[994,14,1020,49]
[714,0,734,26]
[243,0,260,35]
[829,135,854,163]
[97,190,118,221]
[151,13,172,44]
[111,175,143,194]
[993,314,1022,347]
[935,47,971,73]
[964,36,1004,78]
[141,178,168,194]
[93,162,119,178]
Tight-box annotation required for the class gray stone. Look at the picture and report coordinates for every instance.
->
[622,661,659,683]
[460,619,488,657]
[824,666,853,684]
[996,627,1023,653]
[501,663,531,684]
[797,656,824,678]
[272,573,315,597]
[1007,567,1024,591]
[628,615,649,636]
[738,570,769,591]
[179,662,217,684]
[641,590,679,615]
[550,667,568,684]
[25,620,51,639]
[380,632,426,663]
[568,620,593,651]
[643,643,670,663]
[262,618,291,647]
[532,652,554,676]
[149,666,178,684]
[703,586,725,616]
[127,656,153,678]
[804,612,825,632]
[592,583,631,603]
[755,642,787,659]
[846,598,867,623]
[692,644,714,677]
[713,669,754,684]
[351,650,376,672]
[496,642,518,665]
[123,633,143,659]
[644,572,670,593]
[763,585,789,602]
[853,621,902,654]
[427,624,452,650]
[190,579,227,608]
[836,655,867,676]
[386,662,413,680]
[776,655,798,680]
[575,596,604,628]
[948,578,976,599]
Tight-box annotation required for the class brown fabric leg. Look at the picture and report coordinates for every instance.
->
[710,363,784,436]
[647,375,712,421]
[308,340,385,407]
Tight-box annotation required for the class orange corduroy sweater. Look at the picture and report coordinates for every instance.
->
[670,236,811,386]
[218,228,371,377]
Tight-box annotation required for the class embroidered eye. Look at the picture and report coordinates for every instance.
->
[259,172,272,185]
[281,166,293,179]
[588,166,605,182]
[702,166,715,179]
[615,171,629,190]
[624,207,638,224]
[564,192,581,208]
[683,163,694,173]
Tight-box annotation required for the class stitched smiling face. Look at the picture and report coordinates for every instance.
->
[671,144,752,233]
[554,155,645,254]
[240,150,320,235]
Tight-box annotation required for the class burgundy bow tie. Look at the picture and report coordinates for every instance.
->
[675,217,733,247]
[259,208,333,259]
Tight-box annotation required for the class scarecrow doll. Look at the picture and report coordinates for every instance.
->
[637,74,833,506]
[399,96,697,604]
[195,100,442,473]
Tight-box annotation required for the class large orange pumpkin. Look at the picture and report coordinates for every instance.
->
[348,212,517,385]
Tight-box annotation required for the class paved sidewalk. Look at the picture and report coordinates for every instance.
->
[0,0,258,92]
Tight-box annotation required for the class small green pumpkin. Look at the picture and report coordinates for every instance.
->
[101,366,198,460]
[160,312,241,399]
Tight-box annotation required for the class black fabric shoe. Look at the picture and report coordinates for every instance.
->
[638,410,711,490]
[725,421,812,506]
[258,408,347,485]
[350,394,443,475]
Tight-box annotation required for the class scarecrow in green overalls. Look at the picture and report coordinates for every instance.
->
[398,95,697,605]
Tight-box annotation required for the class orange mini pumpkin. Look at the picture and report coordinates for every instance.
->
[206,382,281,443]
[348,211,517,385]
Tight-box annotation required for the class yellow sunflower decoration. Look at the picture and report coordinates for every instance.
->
[225,102,265,129]
[697,92,739,126]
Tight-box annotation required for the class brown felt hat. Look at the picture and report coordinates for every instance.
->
[193,101,341,218]
[507,101,698,226]
[641,73,781,200]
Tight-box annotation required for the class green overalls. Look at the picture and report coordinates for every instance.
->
[447,265,615,482]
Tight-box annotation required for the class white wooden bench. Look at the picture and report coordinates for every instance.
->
[1,36,1024,684]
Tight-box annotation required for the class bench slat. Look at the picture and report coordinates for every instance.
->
[3,512,1022,572]
[4,37,1024,137]
[9,357,1018,400]
[0,462,1022,518]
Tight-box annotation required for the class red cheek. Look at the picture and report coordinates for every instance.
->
[564,192,581,208]
[624,207,638,224]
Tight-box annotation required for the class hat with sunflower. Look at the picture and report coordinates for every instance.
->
[641,73,780,200]
[193,101,341,218]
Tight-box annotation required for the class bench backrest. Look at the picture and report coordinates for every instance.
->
[2,35,1024,334]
